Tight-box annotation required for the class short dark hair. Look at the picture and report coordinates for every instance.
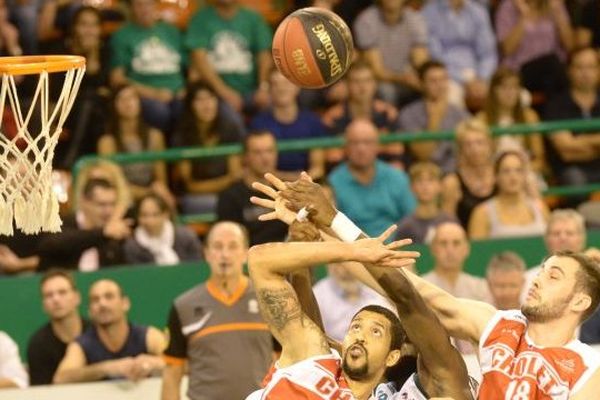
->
[417,60,446,82]
[40,269,77,292]
[554,251,600,321]
[82,178,115,199]
[135,192,172,219]
[242,130,276,154]
[352,305,406,351]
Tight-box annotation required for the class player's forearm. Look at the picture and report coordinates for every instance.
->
[248,241,355,279]
[289,268,325,332]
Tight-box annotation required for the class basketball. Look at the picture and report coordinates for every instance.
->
[272,7,354,89]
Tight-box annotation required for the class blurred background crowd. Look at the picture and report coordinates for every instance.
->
[0,0,600,396]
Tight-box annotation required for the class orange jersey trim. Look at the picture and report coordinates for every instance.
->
[191,322,269,341]
[206,277,249,306]
[163,354,186,366]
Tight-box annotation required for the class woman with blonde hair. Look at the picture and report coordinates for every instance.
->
[442,119,496,228]
[73,159,133,216]
[468,149,549,239]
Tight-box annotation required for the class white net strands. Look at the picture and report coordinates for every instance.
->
[0,63,85,235]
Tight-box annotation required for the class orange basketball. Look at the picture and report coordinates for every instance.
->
[272,7,354,89]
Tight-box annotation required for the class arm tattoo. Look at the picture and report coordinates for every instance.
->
[256,286,303,331]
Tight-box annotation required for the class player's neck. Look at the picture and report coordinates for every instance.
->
[52,313,83,344]
[527,318,578,347]
[347,377,379,400]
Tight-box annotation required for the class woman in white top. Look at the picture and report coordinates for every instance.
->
[468,150,549,239]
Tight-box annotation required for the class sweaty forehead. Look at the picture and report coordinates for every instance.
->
[353,310,391,330]
[543,256,579,277]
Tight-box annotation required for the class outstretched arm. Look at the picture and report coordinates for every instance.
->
[372,267,473,400]
[254,173,496,344]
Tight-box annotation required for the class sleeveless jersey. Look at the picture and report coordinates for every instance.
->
[248,351,355,400]
[479,310,600,399]
[372,372,479,400]
[372,374,427,400]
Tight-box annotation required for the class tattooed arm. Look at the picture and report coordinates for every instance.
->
[247,227,406,367]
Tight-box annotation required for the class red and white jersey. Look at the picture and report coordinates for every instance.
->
[478,310,600,399]
[248,351,356,400]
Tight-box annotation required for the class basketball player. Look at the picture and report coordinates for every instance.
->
[259,174,600,399]
[247,224,417,399]
[251,173,476,400]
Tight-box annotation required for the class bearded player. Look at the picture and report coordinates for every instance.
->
[246,223,418,400]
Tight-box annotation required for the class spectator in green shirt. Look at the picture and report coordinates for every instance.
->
[186,0,272,116]
[109,0,186,133]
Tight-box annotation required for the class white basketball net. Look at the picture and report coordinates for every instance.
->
[0,66,85,235]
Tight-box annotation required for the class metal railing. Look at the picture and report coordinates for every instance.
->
[72,118,600,224]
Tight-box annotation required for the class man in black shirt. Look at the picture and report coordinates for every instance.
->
[544,47,600,187]
[53,279,165,383]
[216,130,287,245]
[27,270,90,385]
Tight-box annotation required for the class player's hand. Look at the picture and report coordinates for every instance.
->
[288,220,321,242]
[250,173,298,225]
[281,172,337,228]
[351,225,420,268]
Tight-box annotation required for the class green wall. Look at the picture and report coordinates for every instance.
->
[2,230,599,359]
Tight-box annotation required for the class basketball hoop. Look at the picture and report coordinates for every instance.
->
[0,55,86,235]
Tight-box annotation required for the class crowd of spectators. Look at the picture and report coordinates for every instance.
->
[1,0,600,396]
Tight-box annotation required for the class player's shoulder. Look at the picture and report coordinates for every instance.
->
[565,340,600,369]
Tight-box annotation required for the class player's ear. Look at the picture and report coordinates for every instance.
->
[385,349,401,368]
[571,292,592,315]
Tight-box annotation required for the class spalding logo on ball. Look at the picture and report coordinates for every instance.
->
[272,7,354,89]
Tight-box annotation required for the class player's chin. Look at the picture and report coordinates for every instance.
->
[342,357,369,380]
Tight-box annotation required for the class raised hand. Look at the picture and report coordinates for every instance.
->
[288,220,321,242]
[280,172,337,228]
[250,173,296,225]
[351,225,420,268]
